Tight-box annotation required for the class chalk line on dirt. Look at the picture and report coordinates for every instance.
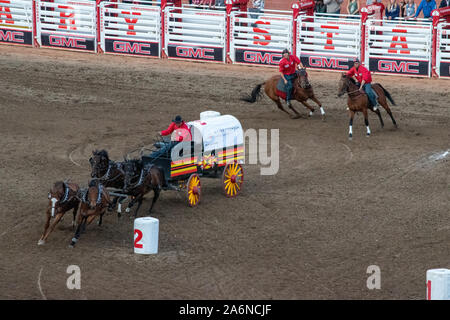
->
[37,267,47,300]
[340,143,353,165]
[69,149,82,167]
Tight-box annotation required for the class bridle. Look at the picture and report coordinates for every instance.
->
[341,77,363,98]
[296,69,310,89]
[48,182,74,217]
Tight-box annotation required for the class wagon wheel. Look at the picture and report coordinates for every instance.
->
[222,162,243,198]
[187,174,201,207]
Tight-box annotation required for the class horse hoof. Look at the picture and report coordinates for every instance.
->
[366,134,371,137]
[309,111,313,117]
[38,240,45,246]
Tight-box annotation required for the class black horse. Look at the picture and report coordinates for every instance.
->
[89,149,126,214]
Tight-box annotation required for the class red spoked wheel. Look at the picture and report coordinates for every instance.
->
[187,174,201,207]
[222,162,244,198]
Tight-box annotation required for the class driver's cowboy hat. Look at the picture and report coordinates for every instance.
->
[282,49,290,54]
[172,115,183,123]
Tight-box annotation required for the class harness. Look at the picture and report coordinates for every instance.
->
[127,165,151,190]
[96,161,123,183]
[96,184,104,205]
[60,182,70,203]
[79,183,104,206]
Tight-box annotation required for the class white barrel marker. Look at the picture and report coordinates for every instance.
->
[134,217,159,255]
[426,269,450,300]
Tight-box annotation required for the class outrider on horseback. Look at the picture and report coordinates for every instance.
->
[338,58,398,139]
[241,49,325,119]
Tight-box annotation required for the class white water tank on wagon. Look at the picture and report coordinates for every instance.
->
[188,112,244,153]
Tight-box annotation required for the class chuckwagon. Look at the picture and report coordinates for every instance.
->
[141,111,245,207]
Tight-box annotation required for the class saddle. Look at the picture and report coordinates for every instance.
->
[275,70,309,100]
[276,74,297,101]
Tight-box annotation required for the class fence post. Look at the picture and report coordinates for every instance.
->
[360,8,368,66]
[160,0,168,59]
[291,3,299,57]
[225,0,233,64]
[431,8,450,78]
[32,0,39,47]
[96,0,103,53]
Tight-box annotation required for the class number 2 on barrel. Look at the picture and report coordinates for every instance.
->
[134,229,143,249]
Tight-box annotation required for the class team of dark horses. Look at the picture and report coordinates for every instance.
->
[39,150,165,248]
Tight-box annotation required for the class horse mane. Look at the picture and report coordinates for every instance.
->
[52,181,64,192]
[124,158,142,171]
[94,149,109,161]
[348,76,357,85]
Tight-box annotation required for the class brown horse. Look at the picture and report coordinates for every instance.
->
[38,181,80,245]
[338,73,398,139]
[69,180,111,248]
[122,159,164,218]
[241,69,325,119]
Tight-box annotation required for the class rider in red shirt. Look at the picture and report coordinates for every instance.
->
[346,59,379,110]
[279,48,305,107]
[160,115,192,142]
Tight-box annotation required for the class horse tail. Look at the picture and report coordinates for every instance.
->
[240,82,265,103]
[378,84,396,106]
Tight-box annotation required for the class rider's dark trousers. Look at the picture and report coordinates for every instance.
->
[285,73,296,103]
[363,83,378,107]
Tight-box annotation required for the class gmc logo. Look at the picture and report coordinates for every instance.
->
[113,41,150,54]
[309,57,348,69]
[0,30,23,43]
[49,35,86,49]
[176,47,214,59]
[378,60,419,74]
[243,51,281,64]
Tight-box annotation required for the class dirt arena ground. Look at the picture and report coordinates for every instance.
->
[0,45,448,300]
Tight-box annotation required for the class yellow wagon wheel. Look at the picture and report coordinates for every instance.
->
[187,174,201,207]
[222,162,244,198]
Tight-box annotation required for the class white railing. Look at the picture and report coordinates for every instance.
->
[35,0,97,51]
[0,0,33,45]
[0,1,448,78]
[230,10,292,66]
[99,0,161,56]
[297,14,361,71]
[164,6,226,62]
[436,23,450,78]
[364,19,433,76]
